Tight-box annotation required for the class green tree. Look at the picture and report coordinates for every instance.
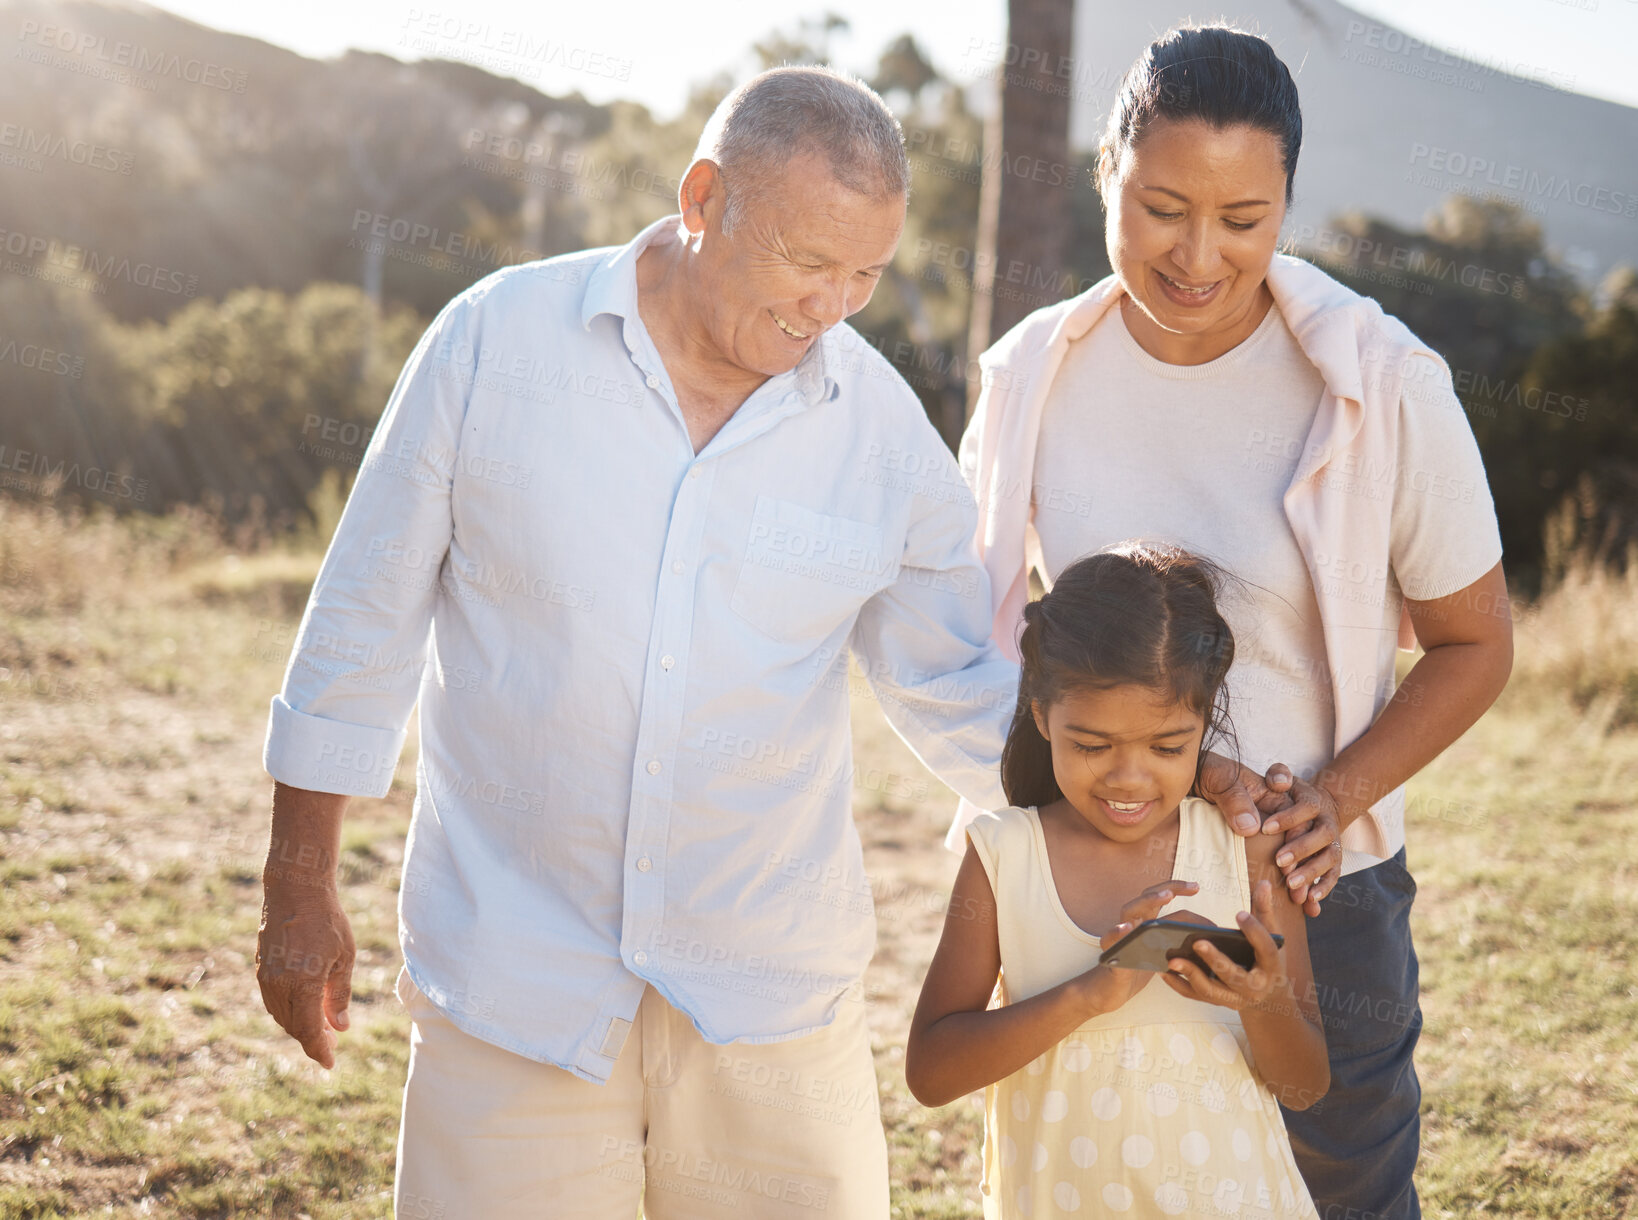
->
[751,14,851,69]
[0,280,149,506]
[135,283,422,520]
[1518,279,1638,581]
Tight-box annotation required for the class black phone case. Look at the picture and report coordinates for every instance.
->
[1097,918,1284,974]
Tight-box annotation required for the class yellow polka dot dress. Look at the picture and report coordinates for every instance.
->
[965,799,1320,1219]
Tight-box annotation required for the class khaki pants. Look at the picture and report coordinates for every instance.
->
[393,966,890,1219]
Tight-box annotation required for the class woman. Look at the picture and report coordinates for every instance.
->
[952,25,1513,1219]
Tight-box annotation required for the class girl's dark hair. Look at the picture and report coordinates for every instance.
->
[1097,24,1302,205]
[1001,542,1237,809]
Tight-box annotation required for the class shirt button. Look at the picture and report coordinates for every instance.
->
[646,759,661,775]
[636,856,652,873]
[660,654,675,670]
[633,950,648,967]
[645,374,660,389]
[689,467,703,479]
[671,560,684,575]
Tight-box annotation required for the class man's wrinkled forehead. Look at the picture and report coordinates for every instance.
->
[748,176,904,264]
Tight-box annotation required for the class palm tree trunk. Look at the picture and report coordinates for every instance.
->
[965,0,1074,417]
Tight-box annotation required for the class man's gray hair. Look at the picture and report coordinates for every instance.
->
[692,65,909,235]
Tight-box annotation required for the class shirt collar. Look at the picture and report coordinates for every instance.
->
[580,214,834,408]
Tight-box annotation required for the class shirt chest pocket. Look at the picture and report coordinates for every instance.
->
[730,496,898,643]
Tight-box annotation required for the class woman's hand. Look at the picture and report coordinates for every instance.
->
[1258,767,1344,915]
[1205,756,1342,916]
[1077,879,1200,1016]
[1159,879,1289,1012]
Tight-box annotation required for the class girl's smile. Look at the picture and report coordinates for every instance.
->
[1032,683,1206,843]
[1097,797,1157,826]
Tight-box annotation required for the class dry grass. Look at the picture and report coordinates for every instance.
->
[1511,556,1638,728]
[1,498,1635,1218]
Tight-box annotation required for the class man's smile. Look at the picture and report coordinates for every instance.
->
[770,308,811,340]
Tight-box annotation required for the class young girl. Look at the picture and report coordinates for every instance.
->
[907,543,1328,1219]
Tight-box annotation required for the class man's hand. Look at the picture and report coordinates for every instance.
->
[1196,751,1296,837]
[256,870,355,1070]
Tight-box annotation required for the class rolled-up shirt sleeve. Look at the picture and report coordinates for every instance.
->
[848,420,1017,813]
[263,296,477,797]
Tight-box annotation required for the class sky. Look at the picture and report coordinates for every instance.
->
[148,0,1638,118]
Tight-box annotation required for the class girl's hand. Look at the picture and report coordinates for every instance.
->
[1077,879,1200,1016]
[1159,879,1288,1013]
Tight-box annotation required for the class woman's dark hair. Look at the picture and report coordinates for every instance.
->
[1001,542,1237,809]
[1096,24,1302,205]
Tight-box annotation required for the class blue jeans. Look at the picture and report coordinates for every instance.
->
[1280,847,1422,1220]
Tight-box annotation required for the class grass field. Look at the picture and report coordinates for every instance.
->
[1,499,1635,1218]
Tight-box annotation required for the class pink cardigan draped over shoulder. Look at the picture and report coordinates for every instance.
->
[951,254,1453,861]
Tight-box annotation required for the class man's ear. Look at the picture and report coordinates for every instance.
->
[1030,698,1050,743]
[677,159,724,247]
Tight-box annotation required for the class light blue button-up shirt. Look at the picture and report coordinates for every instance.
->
[263,215,1016,1082]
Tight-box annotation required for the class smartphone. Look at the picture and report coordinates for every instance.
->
[1097,918,1283,975]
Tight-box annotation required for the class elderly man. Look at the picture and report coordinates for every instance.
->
[258,66,1013,1217]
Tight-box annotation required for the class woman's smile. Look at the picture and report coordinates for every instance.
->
[1153,268,1225,308]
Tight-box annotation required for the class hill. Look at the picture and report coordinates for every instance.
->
[0,0,610,325]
